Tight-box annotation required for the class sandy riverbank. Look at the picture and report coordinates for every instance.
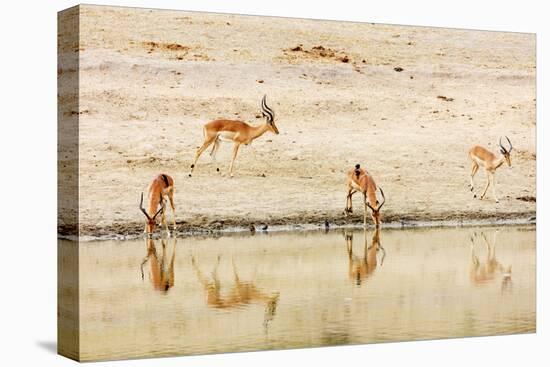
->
[58,5,536,238]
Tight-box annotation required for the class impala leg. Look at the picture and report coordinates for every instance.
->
[209,138,221,173]
[228,143,241,177]
[479,171,491,200]
[168,192,176,232]
[161,202,169,236]
[345,189,356,215]
[470,161,479,196]
[491,174,499,203]
[363,193,368,228]
[212,255,221,289]
[345,232,353,260]
[471,245,479,268]
[189,137,216,177]
[191,256,209,288]
[231,257,240,283]
[480,232,491,254]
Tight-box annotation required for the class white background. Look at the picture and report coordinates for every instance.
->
[0,0,546,365]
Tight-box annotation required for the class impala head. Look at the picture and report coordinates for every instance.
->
[140,192,165,235]
[261,95,279,135]
[499,136,513,167]
[366,188,386,227]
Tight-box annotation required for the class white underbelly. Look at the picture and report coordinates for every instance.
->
[217,131,237,142]
[473,156,484,165]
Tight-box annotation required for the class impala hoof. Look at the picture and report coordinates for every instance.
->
[473,194,477,198]
[495,200,500,204]
[188,173,192,177]
[216,168,220,172]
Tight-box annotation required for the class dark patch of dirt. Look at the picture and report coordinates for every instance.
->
[142,41,210,60]
[283,44,353,64]
[143,41,190,53]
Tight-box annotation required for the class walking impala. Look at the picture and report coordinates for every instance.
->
[140,174,176,235]
[468,136,513,203]
[188,95,279,177]
[469,231,512,290]
[191,255,280,330]
[344,164,386,227]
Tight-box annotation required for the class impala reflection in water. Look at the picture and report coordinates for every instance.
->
[469,231,513,292]
[345,227,385,286]
[140,238,176,293]
[68,225,535,361]
[191,255,280,331]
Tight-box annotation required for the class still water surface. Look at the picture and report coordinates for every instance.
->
[62,225,535,361]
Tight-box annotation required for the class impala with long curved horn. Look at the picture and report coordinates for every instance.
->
[468,136,513,203]
[345,227,385,286]
[191,255,280,330]
[189,95,279,177]
[140,237,176,293]
[140,174,176,235]
[469,231,512,289]
[344,164,386,227]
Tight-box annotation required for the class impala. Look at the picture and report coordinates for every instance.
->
[468,136,513,203]
[140,237,176,293]
[191,255,280,330]
[140,173,176,235]
[344,164,386,227]
[469,232,512,289]
[345,227,385,286]
[189,95,279,177]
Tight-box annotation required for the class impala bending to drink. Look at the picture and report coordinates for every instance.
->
[189,95,279,177]
[140,238,176,293]
[345,227,385,286]
[140,174,176,235]
[344,164,386,227]
[468,136,513,203]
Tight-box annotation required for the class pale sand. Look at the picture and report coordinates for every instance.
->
[58,5,536,237]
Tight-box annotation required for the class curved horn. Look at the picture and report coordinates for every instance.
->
[140,192,152,220]
[505,136,513,152]
[377,187,386,211]
[366,188,385,212]
[152,193,165,220]
[261,95,274,123]
[499,137,507,153]
[379,245,386,266]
